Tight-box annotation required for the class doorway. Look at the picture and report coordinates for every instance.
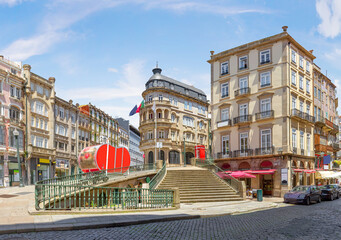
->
[261,174,273,196]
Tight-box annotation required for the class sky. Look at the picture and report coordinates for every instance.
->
[0,0,341,128]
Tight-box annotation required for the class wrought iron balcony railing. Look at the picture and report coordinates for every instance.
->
[255,147,274,156]
[233,149,253,157]
[255,110,274,120]
[217,119,232,128]
[233,115,252,124]
[216,152,233,159]
[234,87,250,97]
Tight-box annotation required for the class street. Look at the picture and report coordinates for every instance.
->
[1,199,341,240]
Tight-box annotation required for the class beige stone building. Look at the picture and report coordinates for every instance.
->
[139,67,209,165]
[23,64,56,184]
[209,27,316,197]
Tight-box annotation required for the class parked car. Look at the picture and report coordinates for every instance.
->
[284,185,321,205]
[320,184,340,201]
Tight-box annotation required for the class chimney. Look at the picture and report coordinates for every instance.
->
[282,26,288,32]
[309,50,314,54]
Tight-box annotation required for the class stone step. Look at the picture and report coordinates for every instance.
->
[180,192,238,197]
[180,198,243,203]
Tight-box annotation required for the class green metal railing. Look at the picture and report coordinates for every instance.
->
[149,162,167,189]
[35,163,175,210]
[196,158,242,193]
[36,185,173,210]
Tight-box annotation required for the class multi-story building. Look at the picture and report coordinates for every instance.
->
[209,26,316,197]
[313,65,339,171]
[139,67,209,165]
[24,64,56,184]
[116,117,129,150]
[77,110,91,159]
[79,104,119,147]
[0,56,25,187]
[129,125,144,166]
[53,97,80,177]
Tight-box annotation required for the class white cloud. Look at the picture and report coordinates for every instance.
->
[325,48,341,60]
[1,0,270,61]
[108,68,118,73]
[0,0,26,6]
[316,0,341,38]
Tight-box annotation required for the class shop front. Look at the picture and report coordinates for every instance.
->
[29,158,51,183]
[55,159,70,177]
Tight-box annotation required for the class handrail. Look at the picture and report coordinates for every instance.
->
[196,158,242,193]
[149,161,166,189]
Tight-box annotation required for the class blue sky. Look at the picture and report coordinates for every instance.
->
[0,0,340,127]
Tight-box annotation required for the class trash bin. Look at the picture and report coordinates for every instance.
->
[257,189,263,201]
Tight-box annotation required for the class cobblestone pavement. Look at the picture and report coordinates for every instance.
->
[1,199,341,240]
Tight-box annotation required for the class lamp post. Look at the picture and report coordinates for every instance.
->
[13,129,24,187]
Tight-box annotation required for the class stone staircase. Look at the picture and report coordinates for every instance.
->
[157,168,243,203]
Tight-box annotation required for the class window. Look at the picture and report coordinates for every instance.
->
[148,95,153,102]
[291,70,296,85]
[31,83,35,91]
[147,131,153,139]
[36,136,44,148]
[318,89,321,100]
[158,94,163,102]
[36,85,44,95]
[306,104,310,114]
[300,131,304,151]
[221,82,229,98]
[59,142,65,150]
[40,118,43,129]
[299,101,304,112]
[200,136,204,144]
[221,108,229,121]
[45,120,48,130]
[71,114,76,123]
[239,103,248,116]
[36,101,44,115]
[306,61,310,72]
[292,128,297,148]
[171,114,176,123]
[260,98,271,116]
[299,56,304,68]
[10,86,15,97]
[299,75,304,90]
[240,132,248,154]
[59,107,64,119]
[158,130,165,139]
[222,135,229,155]
[9,107,20,121]
[261,129,271,149]
[292,96,296,109]
[186,132,191,141]
[183,116,194,127]
[171,131,175,141]
[31,117,34,127]
[44,139,48,148]
[189,102,192,110]
[314,87,317,97]
[307,133,311,156]
[59,125,65,136]
[291,49,296,63]
[0,80,2,93]
[239,55,248,69]
[239,77,248,93]
[16,88,21,99]
[260,49,270,64]
[221,61,229,75]
[260,71,271,87]
[184,101,188,109]
[45,88,50,97]
[306,80,310,94]
[65,110,69,120]
[72,128,75,139]
[199,121,203,129]
[0,126,5,146]
[314,106,317,119]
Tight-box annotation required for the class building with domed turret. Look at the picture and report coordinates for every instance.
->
[139,67,209,166]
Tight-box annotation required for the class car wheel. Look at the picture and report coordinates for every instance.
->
[330,195,334,201]
[306,197,310,205]
[317,196,322,203]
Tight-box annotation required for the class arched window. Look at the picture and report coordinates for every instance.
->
[238,161,251,170]
[148,151,154,164]
[169,150,180,164]
[185,152,194,165]
[171,114,176,123]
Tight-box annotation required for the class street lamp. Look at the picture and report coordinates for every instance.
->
[13,129,24,187]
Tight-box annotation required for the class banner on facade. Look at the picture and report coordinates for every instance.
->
[39,158,50,164]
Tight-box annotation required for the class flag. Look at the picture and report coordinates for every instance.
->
[152,101,156,113]
[136,100,145,113]
[129,105,137,116]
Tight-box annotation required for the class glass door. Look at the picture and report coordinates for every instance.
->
[240,132,248,156]
[222,135,229,157]
[239,77,248,94]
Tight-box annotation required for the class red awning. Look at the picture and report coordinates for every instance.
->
[245,169,277,175]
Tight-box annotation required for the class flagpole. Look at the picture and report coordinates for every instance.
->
[105,121,109,176]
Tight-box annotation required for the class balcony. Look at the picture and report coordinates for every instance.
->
[234,87,250,97]
[233,115,252,125]
[291,109,315,123]
[233,149,253,157]
[216,152,233,159]
[331,123,339,134]
[255,110,274,121]
[255,147,274,156]
[315,115,325,127]
[260,60,271,65]
[217,119,232,128]
[332,143,340,150]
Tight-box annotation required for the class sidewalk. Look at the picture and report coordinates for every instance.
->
[0,186,289,234]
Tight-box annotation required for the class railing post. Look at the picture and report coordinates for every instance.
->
[171,188,180,209]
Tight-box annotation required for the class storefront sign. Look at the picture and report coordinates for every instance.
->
[281,168,288,185]
[39,158,50,164]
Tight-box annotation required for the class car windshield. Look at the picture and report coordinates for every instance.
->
[322,185,334,189]
[292,186,309,192]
